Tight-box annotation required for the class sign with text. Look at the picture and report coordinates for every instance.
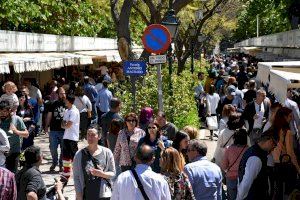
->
[149,55,167,65]
[123,61,147,76]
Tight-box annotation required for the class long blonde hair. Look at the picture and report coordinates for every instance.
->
[160,147,184,175]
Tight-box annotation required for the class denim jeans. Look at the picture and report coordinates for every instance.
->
[226,178,238,200]
[49,130,64,167]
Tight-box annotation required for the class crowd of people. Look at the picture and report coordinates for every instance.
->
[0,54,300,200]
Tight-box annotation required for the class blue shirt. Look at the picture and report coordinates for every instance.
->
[184,156,222,200]
[96,88,112,112]
[83,83,98,103]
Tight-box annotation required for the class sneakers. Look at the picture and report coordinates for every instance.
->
[49,164,56,171]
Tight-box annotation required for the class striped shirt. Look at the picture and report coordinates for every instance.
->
[0,167,17,200]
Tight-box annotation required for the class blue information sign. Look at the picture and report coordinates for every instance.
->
[123,61,147,76]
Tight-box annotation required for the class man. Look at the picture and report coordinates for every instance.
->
[194,72,206,122]
[96,80,112,125]
[0,100,29,173]
[0,166,17,200]
[285,89,300,143]
[184,139,222,200]
[236,65,249,90]
[23,79,43,135]
[156,111,178,141]
[0,127,10,167]
[111,145,171,200]
[242,89,269,145]
[16,146,46,200]
[237,129,277,200]
[73,126,116,200]
[44,87,66,172]
[83,76,98,121]
[217,85,243,114]
[243,80,257,105]
[100,98,123,147]
[61,94,80,180]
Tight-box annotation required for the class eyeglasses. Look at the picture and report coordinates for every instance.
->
[148,127,157,130]
[126,119,136,123]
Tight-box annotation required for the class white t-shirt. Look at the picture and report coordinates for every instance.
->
[63,105,80,141]
[206,93,220,115]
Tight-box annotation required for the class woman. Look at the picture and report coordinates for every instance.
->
[183,126,199,140]
[222,128,248,200]
[272,107,300,198]
[17,90,37,150]
[107,119,123,153]
[74,86,92,140]
[172,131,190,165]
[219,104,236,131]
[73,126,115,200]
[138,121,171,172]
[114,113,145,172]
[160,147,195,200]
[213,113,248,167]
[206,85,220,140]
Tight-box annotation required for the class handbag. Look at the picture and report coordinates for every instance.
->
[206,116,218,130]
[274,131,297,182]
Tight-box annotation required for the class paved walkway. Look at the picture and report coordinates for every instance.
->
[36,129,217,199]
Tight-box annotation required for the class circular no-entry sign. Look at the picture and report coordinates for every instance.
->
[142,24,171,54]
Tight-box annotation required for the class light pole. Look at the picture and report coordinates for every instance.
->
[188,23,197,74]
[197,34,206,68]
[162,8,180,95]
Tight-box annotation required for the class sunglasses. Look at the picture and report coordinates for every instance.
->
[148,127,157,130]
[126,119,136,123]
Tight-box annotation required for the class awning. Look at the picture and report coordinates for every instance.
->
[0,52,93,73]
[269,69,300,104]
[256,61,300,85]
[0,60,10,73]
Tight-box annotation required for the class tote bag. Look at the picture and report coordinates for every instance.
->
[206,116,218,130]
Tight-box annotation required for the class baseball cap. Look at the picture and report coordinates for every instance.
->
[227,85,236,96]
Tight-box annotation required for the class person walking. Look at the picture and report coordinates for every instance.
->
[114,113,145,172]
[96,80,112,127]
[237,129,277,200]
[73,126,115,200]
[61,94,80,181]
[160,147,195,200]
[0,166,16,200]
[184,139,222,200]
[44,87,66,172]
[111,144,171,200]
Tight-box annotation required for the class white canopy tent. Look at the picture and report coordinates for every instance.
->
[0,53,93,73]
[257,61,300,85]
[268,69,300,104]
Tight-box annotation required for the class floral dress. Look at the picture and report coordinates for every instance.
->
[163,172,195,200]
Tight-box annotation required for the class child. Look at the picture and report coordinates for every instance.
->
[0,81,19,113]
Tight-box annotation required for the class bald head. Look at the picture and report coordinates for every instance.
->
[135,144,155,164]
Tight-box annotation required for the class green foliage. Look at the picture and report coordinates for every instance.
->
[234,0,293,42]
[111,61,207,129]
[0,0,116,37]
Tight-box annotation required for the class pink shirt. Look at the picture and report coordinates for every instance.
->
[222,145,248,180]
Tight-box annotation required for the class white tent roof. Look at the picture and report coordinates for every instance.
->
[0,52,93,73]
[269,69,300,104]
[257,61,300,84]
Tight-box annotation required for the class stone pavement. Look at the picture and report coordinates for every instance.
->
[36,129,217,199]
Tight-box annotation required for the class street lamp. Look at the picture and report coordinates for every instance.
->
[188,23,197,74]
[197,34,206,68]
[162,8,180,95]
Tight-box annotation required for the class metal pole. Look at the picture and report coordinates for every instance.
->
[130,76,137,112]
[168,45,173,96]
[191,41,194,74]
[257,14,259,37]
[157,64,164,111]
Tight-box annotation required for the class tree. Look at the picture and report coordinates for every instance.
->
[110,0,230,68]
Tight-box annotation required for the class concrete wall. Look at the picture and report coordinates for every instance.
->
[0,30,118,52]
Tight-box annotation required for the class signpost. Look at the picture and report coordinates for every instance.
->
[123,61,147,112]
[142,24,171,111]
